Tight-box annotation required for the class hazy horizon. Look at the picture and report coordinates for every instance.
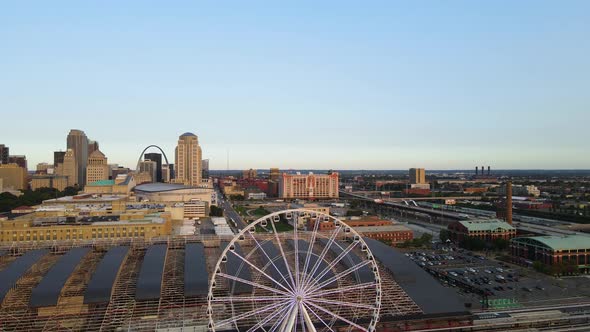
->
[1,1,589,169]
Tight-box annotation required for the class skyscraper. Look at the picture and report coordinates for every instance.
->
[56,148,78,187]
[54,151,66,167]
[86,149,109,185]
[67,129,89,187]
[409,168,426,184]
[174,132,202,187]
[0,144,9,165]
[269,168,280,181]
[8,155,27,171]
[202,159,209,179]
[144,153,163,182]
[88,140,99,156]
[139,159,158,183]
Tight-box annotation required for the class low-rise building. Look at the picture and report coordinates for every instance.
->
[84,174,136,195]
[223,184,245,197]
[31,175,69,191]
[0,212,172,243]
[447,219,516,243]
[498,184,541,197]
[183,199,208,219]
[134,183,214,206]
[247,192,267,200]
[356,224,414,246]
[510,235,590,273]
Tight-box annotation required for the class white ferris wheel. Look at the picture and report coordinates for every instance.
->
[207,209,382,332]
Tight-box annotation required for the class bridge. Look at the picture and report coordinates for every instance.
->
[340,191,466,220]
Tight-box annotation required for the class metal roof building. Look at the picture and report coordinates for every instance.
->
[0,236,472,331]
[511,235,590,251]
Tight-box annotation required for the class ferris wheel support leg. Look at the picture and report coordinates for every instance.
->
[281,303,299,332]
[301,303,317,332]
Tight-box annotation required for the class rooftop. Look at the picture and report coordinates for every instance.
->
[512,235,590,251]
[354,225,412,233]
[180,132,196,137]
[134,183,194,193]
[456,218,516,231]
[88,180,115,186]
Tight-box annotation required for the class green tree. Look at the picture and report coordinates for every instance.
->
[439,229,450,242]
[210,205,224,217]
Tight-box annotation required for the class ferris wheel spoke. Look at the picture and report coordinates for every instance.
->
[215,300,288,328]
[305,301,369,332]
[247,230,296,292]
[307,282,376,298]
[218,273,291,297]
[269,303,294,332]
[298,302,307,332]
[212,295,289,303]
[270,224,298,291]
[307,298,376,311]
[228,248,294,294]
[306,260,372,295]
[246,301,293,332]
[301,224,341,290]
[302,302,335,332]
[301,210,324,290]
[293,218,301,288]
[306,242,371,290]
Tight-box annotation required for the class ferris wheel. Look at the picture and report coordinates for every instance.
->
[207,209,382,332]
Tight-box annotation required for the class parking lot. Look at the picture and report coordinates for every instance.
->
[405,247,590,310]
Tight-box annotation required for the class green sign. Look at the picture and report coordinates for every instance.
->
[481,298,520,309]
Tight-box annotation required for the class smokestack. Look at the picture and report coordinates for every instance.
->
[488,166,491,176]
[481,166,485,176]
[475,166,478,175]
[506,182,513,225]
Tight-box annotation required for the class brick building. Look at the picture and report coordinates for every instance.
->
[510,235,590,273]
[447,219,516,243]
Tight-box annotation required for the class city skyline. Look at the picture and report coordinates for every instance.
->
[1,1,589,169]
[4,128,590,173]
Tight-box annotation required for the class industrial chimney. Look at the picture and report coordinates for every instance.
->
[506,182,513,224]
[487,166,491,176]
[475,166,478,176]
[481,166,485,176]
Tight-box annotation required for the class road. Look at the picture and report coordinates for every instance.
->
[217,190,247,229]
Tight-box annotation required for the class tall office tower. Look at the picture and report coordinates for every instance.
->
[162,164,171,183]
[54,151,66,167]
[174,132,202,187]
[202,159,210,179]
[243,168,257,179]
[86,149,110,185]
[67,129,89,186]
[0,164,27,190]
[8,155,27,171]
[87,140,99,156]
[144,153,163,182]
[36,163,52,174]
[269,168,280,181]
[139,160,158,183]
[57,149,78,187]
[409,168,426,184]
[0,144,8,164]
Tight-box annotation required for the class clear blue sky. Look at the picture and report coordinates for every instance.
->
[1,1,589,170]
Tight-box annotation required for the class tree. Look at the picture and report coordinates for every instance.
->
[210,205,224,217]
[492,238,509,251]
[439,229,451,243]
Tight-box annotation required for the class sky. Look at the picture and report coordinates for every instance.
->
[1,1,589,170]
